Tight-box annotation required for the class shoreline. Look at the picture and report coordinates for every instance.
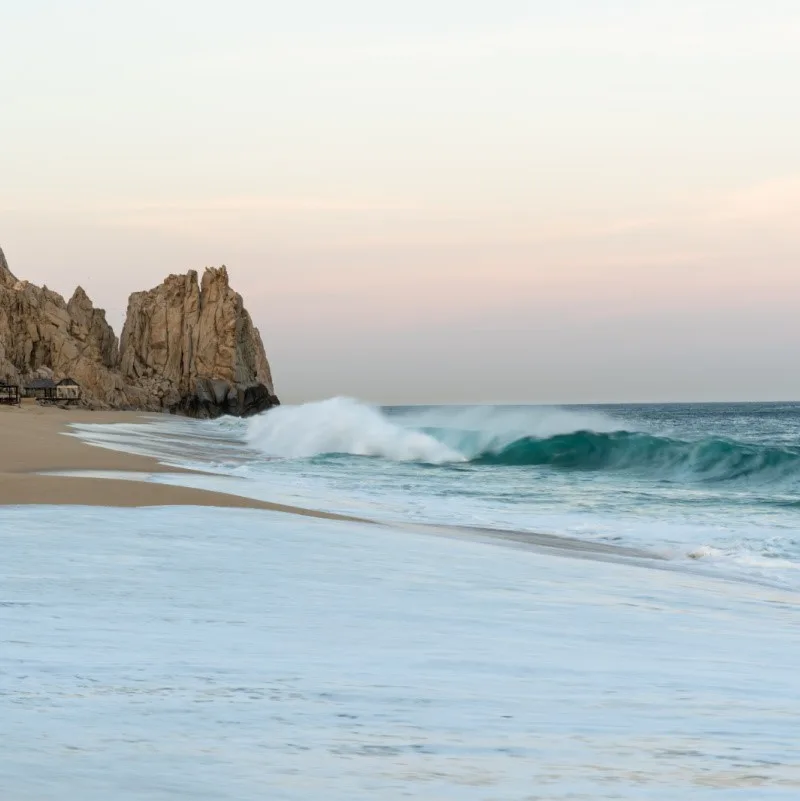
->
[0,403,669,567]
[0,404,364,521]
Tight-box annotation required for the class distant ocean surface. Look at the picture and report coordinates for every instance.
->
[4,400,800,800]
[74,399,800,589]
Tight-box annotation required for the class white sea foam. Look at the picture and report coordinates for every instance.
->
[3,505,800,800]
[246,397,465,463]
[687,545,725,560]
[402,401,618,437]
[403,402,620,460]
[68,401,800,589]
[245,397,619,463]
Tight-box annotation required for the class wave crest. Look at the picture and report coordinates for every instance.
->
[474,430,800,484]
[246,397,464,463]
[247,398,800,485]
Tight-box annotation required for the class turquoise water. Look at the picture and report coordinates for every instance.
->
[73,399,800,588]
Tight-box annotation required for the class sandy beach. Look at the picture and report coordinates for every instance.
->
[0,402,358,519]
[0,402,664,562]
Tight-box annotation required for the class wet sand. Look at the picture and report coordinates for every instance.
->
[411,522,665,562]
[0,403,362,520]
[0,403,666,564]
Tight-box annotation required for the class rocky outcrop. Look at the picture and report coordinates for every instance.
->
[0,247,15,288]
[0,246,278,416]
[67,286,119,369]
[119,266,277,417]
[0,246,139,407]
[175,378,277,419]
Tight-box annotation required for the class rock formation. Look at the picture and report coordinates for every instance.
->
[0,247,138,408]
[119,267,277,417]
[0,246,278,416]
[67,286,119,369]
[0,247,14,288]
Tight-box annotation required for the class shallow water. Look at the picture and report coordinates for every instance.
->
[3,506,799,800]
[72,400,800,589]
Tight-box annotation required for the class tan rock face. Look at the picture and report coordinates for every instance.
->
[0,247,277,415]
[119,266,276,415]
[118,271,201,408]
[0,246,135,407]
[196,267,274,392]
[68,286,119,369]
[0,247,15,289]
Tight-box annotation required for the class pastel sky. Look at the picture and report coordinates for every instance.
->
[2,0,799,403]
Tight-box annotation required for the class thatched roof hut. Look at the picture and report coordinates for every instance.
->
[0,379,20,405]
[25,378,57,400]
[56,377,81,401]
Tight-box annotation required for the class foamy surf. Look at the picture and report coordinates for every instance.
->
[244,396,619,464]
[246,397,465,463]
[69,399,800,590]
[5,505,799,800]
[244,399,800,488]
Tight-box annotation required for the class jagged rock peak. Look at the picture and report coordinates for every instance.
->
[0,251,134,406]
[119,265,277,417]
[0,248,277,416]
[68,285,90,304]
[67,285,119,369]
[0,246,17,288]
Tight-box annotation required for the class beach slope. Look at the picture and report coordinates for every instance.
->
[0,404,357,519]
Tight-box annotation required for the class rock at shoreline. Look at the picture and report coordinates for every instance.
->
[176,378,278,419]
[119,266,278,417]
[0,246,279,417]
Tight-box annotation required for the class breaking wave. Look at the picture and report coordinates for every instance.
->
[473,430,800,484]
[246,397,464,463]
[247,397,800,486]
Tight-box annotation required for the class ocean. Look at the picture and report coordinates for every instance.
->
[3,399,800,799]
[72,398,800,590]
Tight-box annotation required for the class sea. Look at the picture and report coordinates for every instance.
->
[2,399,799,799]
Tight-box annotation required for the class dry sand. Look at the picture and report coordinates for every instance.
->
[0,402,360,520]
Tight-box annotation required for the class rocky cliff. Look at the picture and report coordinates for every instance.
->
[119,267,277,417]
[0,247,139,407]
[0,246,278,417]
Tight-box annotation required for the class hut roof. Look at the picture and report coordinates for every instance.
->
[26,378,57,389]
[57,377,79,386]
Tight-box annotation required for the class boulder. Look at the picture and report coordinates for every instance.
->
[173,378,279,419]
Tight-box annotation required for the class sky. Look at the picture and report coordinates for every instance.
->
[1,0,799,403]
